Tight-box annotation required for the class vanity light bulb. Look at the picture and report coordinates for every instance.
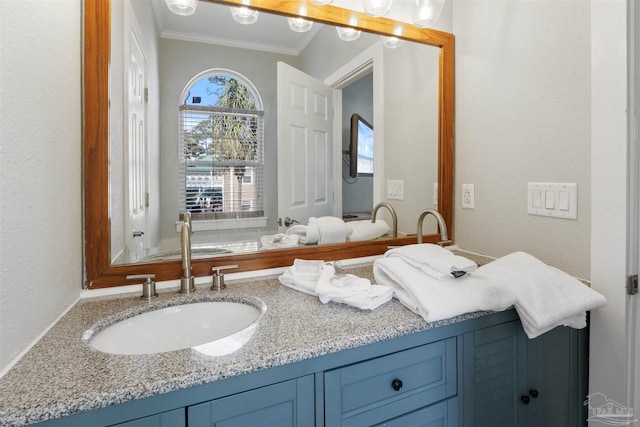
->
[165,0,197,16]
[230,6,260,25]
[336,27,362,41]
[287,17,314,33]
[412,0,444,28]
[363,0,393,17]
[382,36,404,49]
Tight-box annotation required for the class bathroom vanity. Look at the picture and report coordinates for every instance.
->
[0,265,588,427]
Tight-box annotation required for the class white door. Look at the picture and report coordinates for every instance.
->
[126,20,148,262]
[277,62,334,226]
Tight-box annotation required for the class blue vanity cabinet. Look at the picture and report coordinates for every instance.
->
[324,337,457,426]
[186,375,314,427]
[27,310,589,427]
[110,409,185,427]
[462,320,588,427]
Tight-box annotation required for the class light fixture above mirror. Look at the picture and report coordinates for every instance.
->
[287,16,314,32]
[411,0,445,28]
[165,0,198,16]
[230,6,259,24]
[382,36,404,49]
[315,0,444,28]
[363,0,393,18]
[166,0,445,32]
[336,26,361,41]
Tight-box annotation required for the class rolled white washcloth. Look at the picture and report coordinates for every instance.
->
[346,219,390,242]
[286,224,320,245]
[385,243,477,279]
[309,216,351,244]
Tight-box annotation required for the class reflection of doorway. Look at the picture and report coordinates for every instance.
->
[325,43,384,220]
[341,74,374,218]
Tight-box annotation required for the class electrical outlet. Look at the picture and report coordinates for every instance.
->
[462,184,475,209]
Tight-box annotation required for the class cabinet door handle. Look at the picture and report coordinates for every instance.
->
[391,379,403,391]
[530,389,539,398]
[521,395,531,405]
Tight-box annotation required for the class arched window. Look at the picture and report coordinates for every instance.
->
[179,69,264,221]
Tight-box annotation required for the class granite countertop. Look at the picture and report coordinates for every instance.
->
[0,253,495,427]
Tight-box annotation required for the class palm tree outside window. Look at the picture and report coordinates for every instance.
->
[178,69,264,221]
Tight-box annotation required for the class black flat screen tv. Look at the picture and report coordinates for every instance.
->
[349,113,374,178]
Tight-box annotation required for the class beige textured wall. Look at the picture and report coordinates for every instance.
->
[453,0,591,278]
[0,0,82,375]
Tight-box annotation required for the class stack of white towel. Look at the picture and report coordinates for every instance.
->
[374,244,511,324]
[287,217,351,245]
[285,216,390,245]
[477,251,607,338]
[373,245,607,338]
[279,259,394,310]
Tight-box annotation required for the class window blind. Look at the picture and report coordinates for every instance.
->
[178,105,264,219]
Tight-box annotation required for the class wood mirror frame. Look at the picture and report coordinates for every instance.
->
[83,0,454,289]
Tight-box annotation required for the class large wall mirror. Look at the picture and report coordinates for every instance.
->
[83,0,454,288]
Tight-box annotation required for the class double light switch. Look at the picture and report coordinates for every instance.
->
[527,182,577,220]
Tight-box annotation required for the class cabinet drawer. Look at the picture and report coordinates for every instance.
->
[374,397,458,427]
[187,376,314,427]
[325,337,457,426]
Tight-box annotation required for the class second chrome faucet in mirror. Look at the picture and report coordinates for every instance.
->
[372,202,398,238]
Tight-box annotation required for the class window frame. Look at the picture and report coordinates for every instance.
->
[178,68,266,229]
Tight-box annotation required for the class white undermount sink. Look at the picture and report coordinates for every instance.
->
[86,298,266,357]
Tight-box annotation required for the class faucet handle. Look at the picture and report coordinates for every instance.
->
[126,274,158,301]
[211,265,238,291]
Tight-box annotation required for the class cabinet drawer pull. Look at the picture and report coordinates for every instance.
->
[391,379,403,391]
[530,389,539,398]
[521,395,531,405]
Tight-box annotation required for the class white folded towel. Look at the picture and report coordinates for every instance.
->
[260,233,300,249]
[373,257,515,322]
[346,220,390,242]
[386,244,478,279]
[278,259,324,295]
[279,261,393,310]
[286,224,320,245]
[309,216,351,244]
[480,252,607,338]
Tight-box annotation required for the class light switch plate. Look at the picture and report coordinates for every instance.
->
[387,179,404,200]
[527,182,577,219]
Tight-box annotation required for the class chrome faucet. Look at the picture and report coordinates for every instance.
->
[372,202,398,237]
[417,209,450,245]
[179,212,195,294]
